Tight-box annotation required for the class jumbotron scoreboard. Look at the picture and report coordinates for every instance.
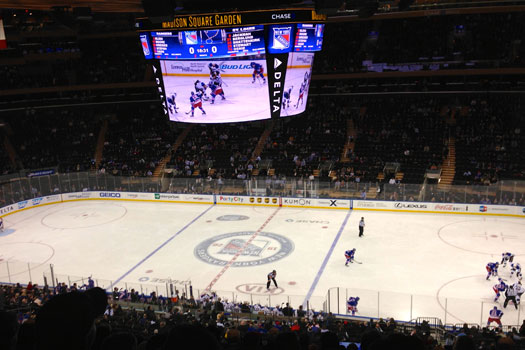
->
[136,8,326,123]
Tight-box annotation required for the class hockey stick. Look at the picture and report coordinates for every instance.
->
[353,260,363,264]
[221,80,228,87]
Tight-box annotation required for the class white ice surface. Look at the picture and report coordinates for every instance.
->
[1,201,524,325]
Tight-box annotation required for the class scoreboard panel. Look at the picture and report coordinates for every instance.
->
[149,25,266,60]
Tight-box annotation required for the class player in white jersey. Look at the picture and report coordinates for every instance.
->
[501,252,514,267]
[208,63,220,78]
[513,282,524,304]
[166,92,178,114]
[282,86,293,109]
[0,217,3,232]
[194,80,209,100]
[511,263,522,280]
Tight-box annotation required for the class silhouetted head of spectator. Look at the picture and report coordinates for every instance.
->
[320,331,339,349]
[35,289,106,350]
[275,331,300,350]
[242,331,262,350]
[0,311,19,350]
[85,287,108,317]
[453,334,475,350]
[101,331,137,350]
[163,324,220,350]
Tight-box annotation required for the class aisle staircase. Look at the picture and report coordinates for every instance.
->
[94,119,108,170]
[252,120,274,160]
[153,125,193,177]
[340,118,357,162]
[438,137,456,189]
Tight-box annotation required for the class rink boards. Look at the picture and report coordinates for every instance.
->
[1,191,524,218]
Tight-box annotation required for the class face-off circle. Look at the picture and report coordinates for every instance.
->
[41,203,127,229]
[217,215,250,221]
[194,231,294,267]
[438,220,525,255]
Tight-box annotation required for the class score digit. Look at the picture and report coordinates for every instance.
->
[212,46,217,53]
[189,47,195,54]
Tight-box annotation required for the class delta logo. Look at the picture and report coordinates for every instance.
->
[479,206,488,212]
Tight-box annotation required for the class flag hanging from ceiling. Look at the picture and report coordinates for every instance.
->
[0,18,7,49]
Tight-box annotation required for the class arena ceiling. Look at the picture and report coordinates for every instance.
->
[0,1,145,13]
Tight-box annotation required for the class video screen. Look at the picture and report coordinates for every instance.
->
[280,52,315,117]
[160,58,271,123]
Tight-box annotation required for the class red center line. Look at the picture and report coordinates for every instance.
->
[204,207,281,292]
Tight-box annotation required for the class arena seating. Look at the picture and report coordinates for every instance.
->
[1,281,524,349]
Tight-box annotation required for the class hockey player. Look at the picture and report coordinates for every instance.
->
[493,278,507,302]
[208,74,225,104]
[345,248,356,266]
[501,252,514,267]
[194,80,209,100]
[295,82,306,108]
[166,92,178,114]
[208,63,220,78]
[487,306,503,327]
[511,263,522,280]
[0,217,3,232]
[347,296,359,316]
[486,262,499,280]
[513,281,524,304]
[282,86,293,109]
[189,92,206,118]
[250,62,266,84]
[267,270,277,289]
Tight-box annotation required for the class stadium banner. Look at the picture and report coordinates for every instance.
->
[161,59,266,78]
[265,53,289,119]
[281,197,350,209]
[353,200,524,217]
[147,9,327,30]
[1,195,61,216]
[216,195,279,207]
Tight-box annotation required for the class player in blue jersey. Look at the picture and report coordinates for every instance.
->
[511,263,522,280]
[501,252,514,267]
[295,82,306,108]
[166,92,178,114]
[487,306,503,327]
[189,91,206,118]
[347,296,359,315]
[250,62,266,84]
[209,73,225,104]
[486,262,499,280]
[345,248,356,266]
[282,86,293,109]
[493,278,507,302]
[194,80,209,100]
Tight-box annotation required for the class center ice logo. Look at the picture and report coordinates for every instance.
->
[194,231,294,267]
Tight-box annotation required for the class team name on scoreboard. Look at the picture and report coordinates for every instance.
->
[162,14,242,29]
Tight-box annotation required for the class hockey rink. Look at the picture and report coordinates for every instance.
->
[1,200,525,326]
